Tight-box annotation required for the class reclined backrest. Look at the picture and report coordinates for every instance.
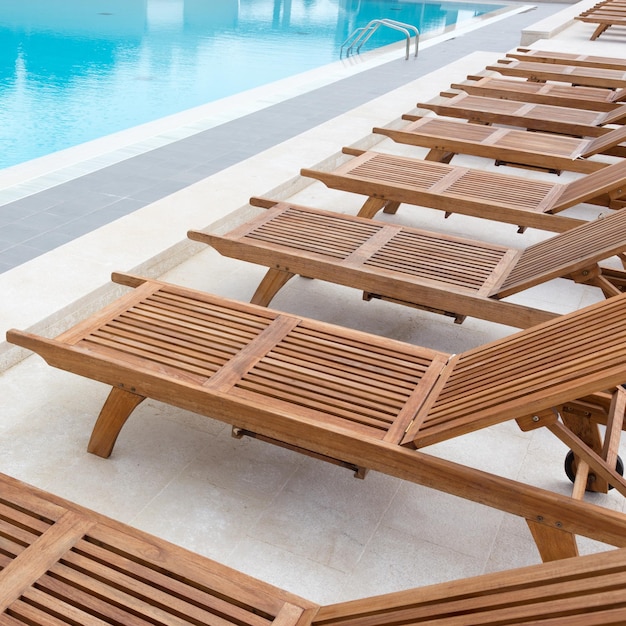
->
[555,157,626,209]
[584,124,626,156]
[405,293,626,448]
[495,208,626,297]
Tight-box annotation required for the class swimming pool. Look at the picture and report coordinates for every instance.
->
[1,0,505,170]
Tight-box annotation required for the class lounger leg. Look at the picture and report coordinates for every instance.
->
[425,148,455,164]
[87,386,145,458]
[250,268,296,307]
[357,197,388,219]
[526,519,578,562]
[590,24,609,40]
[382,201,401,215]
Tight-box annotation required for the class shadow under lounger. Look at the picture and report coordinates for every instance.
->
[300,149,626,232]
[7,273,626,561]
[0,472,316,625]
[188,198,626,328]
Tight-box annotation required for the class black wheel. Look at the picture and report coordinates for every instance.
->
[564,450,624,491]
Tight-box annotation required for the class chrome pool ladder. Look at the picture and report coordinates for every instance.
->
[340,19,419,60]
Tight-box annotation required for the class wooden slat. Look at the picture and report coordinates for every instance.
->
[0,473,316,625]
[0,511,95,613]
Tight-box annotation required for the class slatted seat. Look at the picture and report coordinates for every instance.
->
[188,198,626,328]
[506,47,626,70]
[418,92,626,137]
[7,275,626,560]
[486,58,626,88]
[313,547,626,626]
[447,76,626,111]
[300,149,626,232]
[373,116,626,174]
[4,470,626,626]
[0,472,316,625]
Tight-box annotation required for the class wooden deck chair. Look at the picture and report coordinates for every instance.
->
[447,76,626,111]
[7,274,626,561]
[188,197,626,328]
[373,115,626,174]
[417,92,626,137]
[505,47,626,71]
[485,58,626,89]
[576,14,626,40]
[0,471,316,624]
[300,148,626,232]
[314,547,626,626]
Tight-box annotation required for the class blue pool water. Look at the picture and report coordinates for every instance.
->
[1,0,505,170]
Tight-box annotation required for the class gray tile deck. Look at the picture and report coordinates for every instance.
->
[0,2,566,274]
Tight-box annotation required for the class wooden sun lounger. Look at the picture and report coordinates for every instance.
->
[7,274,626,561]
[373,115,626,174]
[5,470,626,626]
[576,14,626,40]
[314,547,626,626]
[188,197,626,328]
[505,47,626,71]
[300,148,626,232]
[417,92,626,137]
[447,75,626,111]
[0,471,316,625]
[485,58,626,89]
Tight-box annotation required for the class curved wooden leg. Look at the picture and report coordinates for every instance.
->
[87,387,145,458]
[250,268,296,307]
[357,197,387,219]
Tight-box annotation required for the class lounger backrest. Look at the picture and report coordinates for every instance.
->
[406,293,626,448]
[584,124,626,155]
[603,103,626,124]
[494,208,626,297]
[555,157,626,209]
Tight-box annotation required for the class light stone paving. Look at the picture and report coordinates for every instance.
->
[2,2,626,605]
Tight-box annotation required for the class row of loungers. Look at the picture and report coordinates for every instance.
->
[6,47,626,616]
[576,0,626,40]
[3,470,626,624]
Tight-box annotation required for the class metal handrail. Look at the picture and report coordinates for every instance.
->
[340,19,419,60]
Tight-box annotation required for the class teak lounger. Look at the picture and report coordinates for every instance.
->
[188,197,626,328]
[505,47,626,71]
[7,273,626,560]
[576,12,626,39]
[316,547,626,625]
[300,148,626,232]
[447,75,626,111]
[485,58,626,89]
[4,470,626,624]
[0,471,315,625]
[417,92,626,137]
[373,115,626,174]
